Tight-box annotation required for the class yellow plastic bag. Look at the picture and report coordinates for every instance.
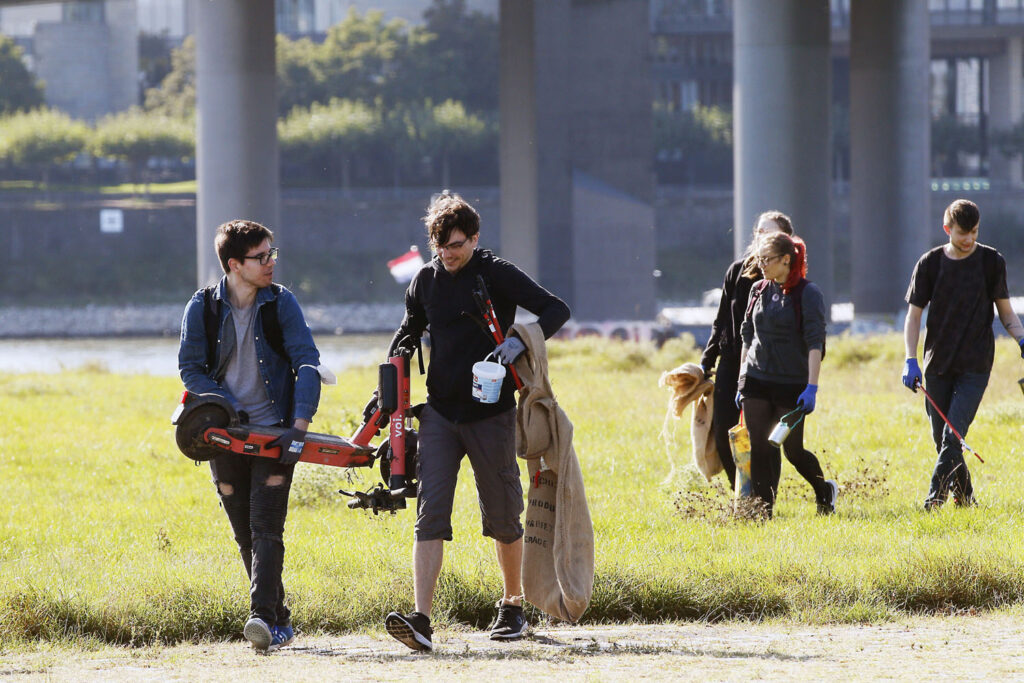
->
[729,411,753,503]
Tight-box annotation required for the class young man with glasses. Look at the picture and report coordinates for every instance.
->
[178,219,324,652]
[383,190,570,652]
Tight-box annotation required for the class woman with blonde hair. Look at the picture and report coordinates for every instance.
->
[700,211,792,486]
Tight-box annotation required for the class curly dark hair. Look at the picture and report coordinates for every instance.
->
[423,190,480,249]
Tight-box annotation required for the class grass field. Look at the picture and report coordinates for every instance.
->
[3,333,1024,647]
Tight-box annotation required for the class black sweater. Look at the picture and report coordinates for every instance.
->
[701,258,760,369]
[391,249,571,423]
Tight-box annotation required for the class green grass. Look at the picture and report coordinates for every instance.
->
[3,333,1024,646]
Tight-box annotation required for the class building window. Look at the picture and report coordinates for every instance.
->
[63,0,105,23]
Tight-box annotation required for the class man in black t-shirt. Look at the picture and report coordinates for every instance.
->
[902,199,1024,510]
[383,190,570,652]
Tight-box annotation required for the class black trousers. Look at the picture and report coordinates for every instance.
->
[740,375,828,516]
[711,351,741,487]
[210,452,295,627]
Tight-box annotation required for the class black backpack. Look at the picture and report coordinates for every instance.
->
[745,277,826,358]
[201,284,290,373]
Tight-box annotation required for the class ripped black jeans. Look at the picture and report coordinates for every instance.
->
[210,452,295,627]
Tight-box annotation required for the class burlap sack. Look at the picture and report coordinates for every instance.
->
[659,362,721,481]
[511,322,594,623]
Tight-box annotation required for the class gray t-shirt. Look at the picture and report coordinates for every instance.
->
[223,301,278,426]
[741,280,827,384]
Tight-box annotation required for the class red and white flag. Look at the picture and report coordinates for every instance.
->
[387,246,425,283]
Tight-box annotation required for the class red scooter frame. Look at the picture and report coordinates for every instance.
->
[172,344,419,514]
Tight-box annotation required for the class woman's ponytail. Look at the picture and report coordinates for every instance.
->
[781,236,808,294]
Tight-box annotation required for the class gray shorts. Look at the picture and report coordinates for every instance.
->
[415,404,524,544]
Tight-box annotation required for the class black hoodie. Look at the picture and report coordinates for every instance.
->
[391,249,571,423]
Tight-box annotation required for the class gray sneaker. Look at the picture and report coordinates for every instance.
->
[243,617,273,651]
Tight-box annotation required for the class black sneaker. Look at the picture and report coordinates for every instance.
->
[817,479,838,515]
[385,611,432,652]
[489,600,527,641]
[953,493,978,508]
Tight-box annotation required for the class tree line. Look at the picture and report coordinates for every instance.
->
[0,1,499,189]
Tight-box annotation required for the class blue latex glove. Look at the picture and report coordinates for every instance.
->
[902,358,922,392]
[700,362,715,380]
[735,391,743,410]
[494,336,526,365]
[267,427,306,465]
[796,384,818,414]
[1019,339,1024,359]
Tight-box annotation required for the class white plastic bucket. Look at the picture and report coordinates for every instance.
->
[472,360,506,403]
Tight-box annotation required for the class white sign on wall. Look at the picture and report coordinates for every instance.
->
[100,209,124,234]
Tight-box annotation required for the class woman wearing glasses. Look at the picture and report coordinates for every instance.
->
[700,211,793,487]
[738,232,837,518]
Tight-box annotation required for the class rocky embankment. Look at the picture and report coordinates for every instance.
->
[0,303,406,338]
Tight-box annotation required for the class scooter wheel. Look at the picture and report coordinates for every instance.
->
[175,402,231,462]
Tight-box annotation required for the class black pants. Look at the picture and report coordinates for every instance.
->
[711,351,741,487]
[210,452,295,627]
[740,375,828,516]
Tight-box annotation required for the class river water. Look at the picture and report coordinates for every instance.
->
[0,334,391,376]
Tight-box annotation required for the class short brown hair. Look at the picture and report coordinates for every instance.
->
[423,190,480,248]
[215,220,274,273]
[944,199,980,232]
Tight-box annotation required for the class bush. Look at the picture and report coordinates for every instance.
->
[0,108,89,183]
[91,109,194,188]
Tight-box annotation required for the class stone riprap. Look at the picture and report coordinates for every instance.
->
[0,304,406,339]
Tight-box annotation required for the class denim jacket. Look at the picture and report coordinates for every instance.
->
[178,277,321,424]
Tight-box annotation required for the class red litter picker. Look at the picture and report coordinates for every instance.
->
[472,274,523,390]
[914,379,984,463]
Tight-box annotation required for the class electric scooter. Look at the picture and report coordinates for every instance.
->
[172,340,420,514]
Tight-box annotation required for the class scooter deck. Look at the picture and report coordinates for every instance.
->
[204,425,376,468]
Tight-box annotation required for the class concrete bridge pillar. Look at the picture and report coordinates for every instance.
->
[733,0,833,307]
[499,0,656,321]
[194,0,279,287]
[849,0,930,317]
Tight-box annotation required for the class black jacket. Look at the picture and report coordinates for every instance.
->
[701,258,760,370]
[391,248,571,423]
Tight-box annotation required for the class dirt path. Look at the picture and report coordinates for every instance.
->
[3,615,1023,681]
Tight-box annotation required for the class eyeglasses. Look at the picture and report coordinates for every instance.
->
[436,238,469,253]
[757,254,781,268]
[241,247,279,265]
